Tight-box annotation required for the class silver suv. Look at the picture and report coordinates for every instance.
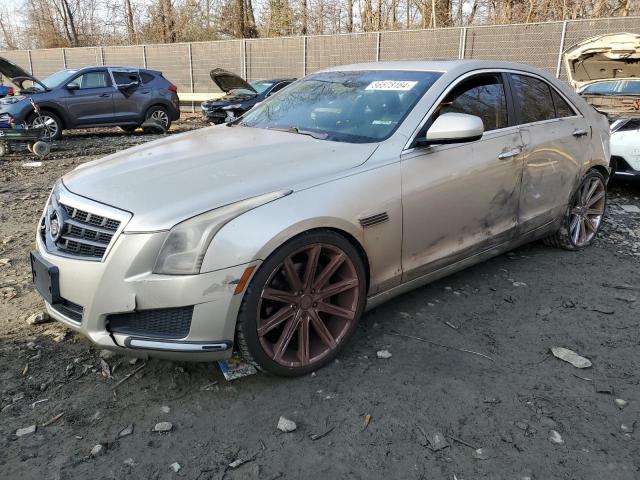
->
[32,60,610,376]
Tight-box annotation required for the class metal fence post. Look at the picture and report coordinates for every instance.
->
[99,46,104,65]
[303,36,307,76]
[188,43,195,113]
[142,45,147,68]
[62,48,67,68]
[376,32,381,61]
[459,27,467,59]
[242,39,247,80]
[27,50,33,75]
[556,20,568,78]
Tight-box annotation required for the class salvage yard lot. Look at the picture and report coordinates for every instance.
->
[1,117,639,480]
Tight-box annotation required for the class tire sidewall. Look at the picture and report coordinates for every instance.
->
[237,230,367,377]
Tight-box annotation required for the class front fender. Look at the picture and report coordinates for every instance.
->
[200,162,403,296]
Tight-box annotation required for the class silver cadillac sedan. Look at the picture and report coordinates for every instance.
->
[32,60,610,376]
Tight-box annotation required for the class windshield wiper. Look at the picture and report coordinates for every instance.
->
[271,127,329,140]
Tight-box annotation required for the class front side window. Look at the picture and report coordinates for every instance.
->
[510,74,556,124]
[240,70,442,143]
[69,71,110,90]
[42,69,77,89]
[435,73,508,131]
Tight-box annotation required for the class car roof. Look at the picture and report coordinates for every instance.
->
[72,66,157,74]
[321,59,548,76]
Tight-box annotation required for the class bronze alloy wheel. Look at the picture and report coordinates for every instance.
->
[235,231,366,376]
[569,175,606,247]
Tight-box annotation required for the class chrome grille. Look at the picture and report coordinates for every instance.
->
[54,203,120,259]
[39,184,131,262]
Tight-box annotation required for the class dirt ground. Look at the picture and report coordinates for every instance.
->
[1,116,639,480]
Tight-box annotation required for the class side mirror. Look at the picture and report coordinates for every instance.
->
[424,112,484,145]
[66,83,80,91]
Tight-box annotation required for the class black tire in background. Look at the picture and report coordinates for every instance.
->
[145,106,172,129]
[28,111,63,140]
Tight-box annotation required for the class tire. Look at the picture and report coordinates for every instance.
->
[32,141,51,158]
[543,169,607,250]
[235,230,367,377]
[120,125,140,133]
[145,106,171,129]
[0,143,6,157]
[28,111,63,140]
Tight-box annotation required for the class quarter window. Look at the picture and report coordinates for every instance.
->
[437,73,508,131]
[551,90,575,118]
[510,74,556,124]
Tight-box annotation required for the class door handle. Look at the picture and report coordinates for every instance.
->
[99,93,110,98]
[498,147,522,160]
[572,129,588,138]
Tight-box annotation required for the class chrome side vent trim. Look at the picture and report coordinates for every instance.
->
[359,212,389,228]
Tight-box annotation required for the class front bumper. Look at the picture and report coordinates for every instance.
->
[35,229,258,362]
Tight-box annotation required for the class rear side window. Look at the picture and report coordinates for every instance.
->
[113,71,140,86]
[510,74,555,124]
[437,73,508,131]
[551,90,575,118]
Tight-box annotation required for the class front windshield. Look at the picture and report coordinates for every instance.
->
[582,80,640,95]
[250,81,274,93]
[41,69,77,89]
[240,70,442,143]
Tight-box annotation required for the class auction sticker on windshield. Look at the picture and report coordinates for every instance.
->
[366,80,418,91]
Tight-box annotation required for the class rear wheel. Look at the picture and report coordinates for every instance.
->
[28,111,62,140]
[544,169,607,250]
[236,231,367,377]
[145,106,171,129]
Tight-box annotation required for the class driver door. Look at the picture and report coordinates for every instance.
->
[401,72,524,281]
[63,69,114,126]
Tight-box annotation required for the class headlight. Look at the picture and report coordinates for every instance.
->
[154,190,292,275]
[1,95,26,105]
[222,104,242,110]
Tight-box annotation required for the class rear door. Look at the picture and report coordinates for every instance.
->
[63,69,114,126]
[401,72,523,281]
[509,73,591,233]
[111,69,150,123]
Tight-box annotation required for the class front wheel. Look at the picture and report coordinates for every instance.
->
[28,112,62,140]
[544,169,607,250]
[235,231,367,377]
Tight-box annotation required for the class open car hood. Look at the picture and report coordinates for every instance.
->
[564,33,640,89]
[0,57,48,91]
[209,68,256,94]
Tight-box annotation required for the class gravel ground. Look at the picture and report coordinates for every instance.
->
[1,118,639,480]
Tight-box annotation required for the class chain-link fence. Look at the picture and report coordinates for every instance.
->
[1,16,638,99]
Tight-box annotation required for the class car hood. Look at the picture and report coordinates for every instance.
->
[564,33,640,89]
[0,57,32,82]
[210,68,256,94]
[63,126,378,232]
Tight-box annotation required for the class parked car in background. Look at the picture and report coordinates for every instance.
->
[201,69,295,124]
[32,60,610,376]
[564,33,640,119]
[0,74,15,98]
[611,118,640,177]
[0,57,180,140]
